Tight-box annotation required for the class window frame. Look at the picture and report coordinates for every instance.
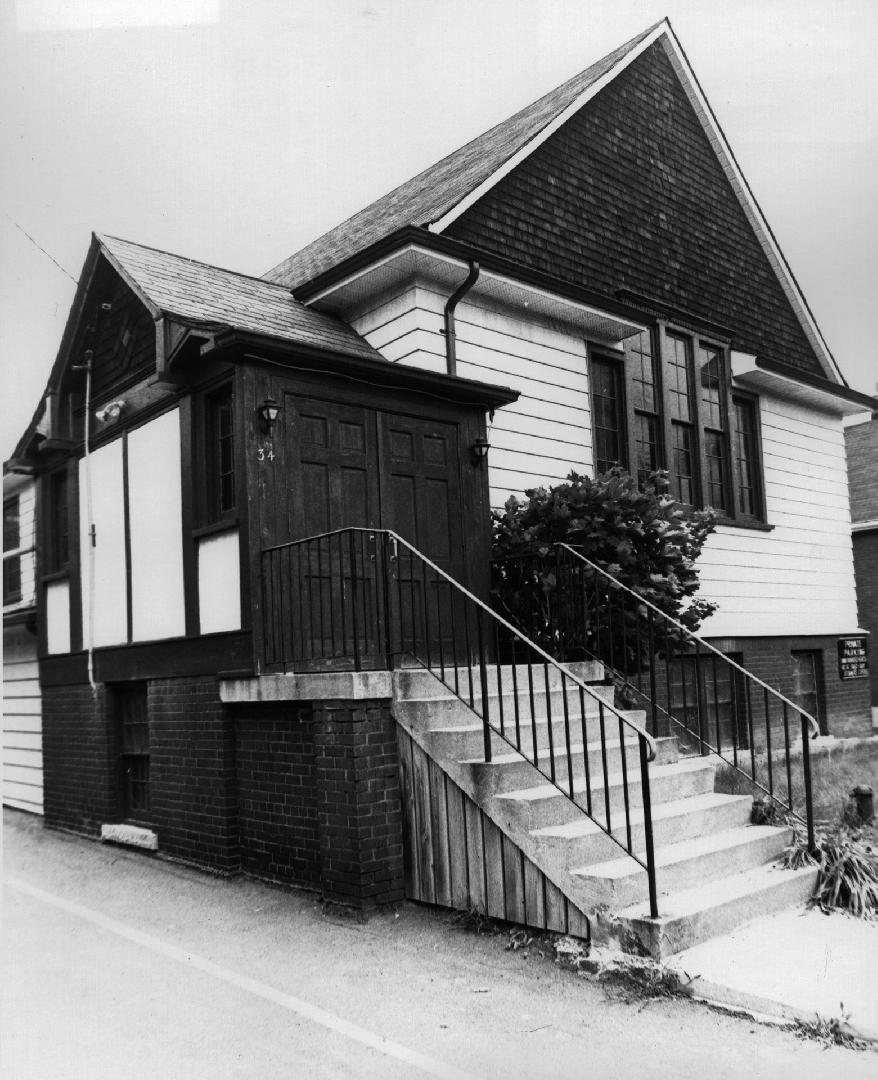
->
[114,683,151,822]
[3,495,22,605]
[587,348,629,476]
[607,323,768,525]
[201,382,237,528]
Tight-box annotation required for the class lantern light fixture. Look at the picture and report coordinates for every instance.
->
[471,436,490,463]
[258,396,281,432]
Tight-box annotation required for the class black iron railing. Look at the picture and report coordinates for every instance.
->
[262,527,661,916]
[493,544,817,849]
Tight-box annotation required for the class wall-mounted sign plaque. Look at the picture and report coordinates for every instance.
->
[838,637,868,680]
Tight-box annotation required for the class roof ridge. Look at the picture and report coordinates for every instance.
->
[97,233,295,294]
[264,20,668,288]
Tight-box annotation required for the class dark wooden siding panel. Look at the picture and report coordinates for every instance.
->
[396,726,589,939]
[447,41,824,377]
[91,272,156,399]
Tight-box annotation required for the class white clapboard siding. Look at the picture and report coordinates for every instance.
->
[351,285,594,509]
[2,623,43,815]
[351,286,859,641]
[697,392,858,638]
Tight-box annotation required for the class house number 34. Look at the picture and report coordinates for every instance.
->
[256,447,275,462]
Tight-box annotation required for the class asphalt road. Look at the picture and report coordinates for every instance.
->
[3,808,875,1080]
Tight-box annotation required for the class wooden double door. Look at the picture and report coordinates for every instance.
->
[283,393,469,666]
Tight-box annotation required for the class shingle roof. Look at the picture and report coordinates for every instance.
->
[98,233,385,362]
[264,23,662,290]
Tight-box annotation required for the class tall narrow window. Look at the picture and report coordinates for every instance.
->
[626,329,661,485]
[116,684,150,819]
[665,332,696,504]
[45,469,70,575]
[3,496,21,605]
[699,344,728,512]
[733,395,762,519]
[206,385,236,522]
[590,356,626,475]
[791,651,825,735]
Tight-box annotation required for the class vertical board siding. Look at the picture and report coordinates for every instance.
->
[396,726,588,939]
[698,394,859,638]
[2,626,43,814]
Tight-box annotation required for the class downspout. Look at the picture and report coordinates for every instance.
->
[71,302,111,693]
[443,261,479,376]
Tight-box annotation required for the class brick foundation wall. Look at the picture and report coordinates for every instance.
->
[642,633,872,744]
[42,683,116,835]
[852,531,878,709]
[148,676,239,872]
[233,703,320,887]
[313,699,405,908]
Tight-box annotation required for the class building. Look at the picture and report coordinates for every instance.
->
[846,413,878,727]
[9,20,876,953]
[3,468,42,814]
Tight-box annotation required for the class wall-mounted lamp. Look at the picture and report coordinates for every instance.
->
[471,436,490,464]
[258,396,281,433]
[95,400,125,424]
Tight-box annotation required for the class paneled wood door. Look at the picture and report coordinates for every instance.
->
[377,412,465,662]
[285,395,382,667]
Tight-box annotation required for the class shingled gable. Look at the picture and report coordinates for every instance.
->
[265,19,842,385]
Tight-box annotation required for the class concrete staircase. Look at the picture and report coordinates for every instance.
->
[392,662,818,959]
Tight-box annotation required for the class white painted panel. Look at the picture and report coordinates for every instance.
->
[80,439,127,647]
[128,409,186,641]
[1,713,43,735]
[45,580,71,654]
[198,530,241,634]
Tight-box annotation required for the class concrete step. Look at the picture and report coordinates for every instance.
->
[422,718,663,765]
[458,735,678,793]
[530,791,753,869]
[392,660,605,700]
[394,685,623,731]
[612,862,820,958]
[571,824,792,910]
[490,757,717,829]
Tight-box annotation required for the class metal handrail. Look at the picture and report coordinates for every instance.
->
[557,545,821,740]
[496,543,816,850]
[261,526,661,916]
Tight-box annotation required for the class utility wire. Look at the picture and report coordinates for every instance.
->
[3,211,79,284]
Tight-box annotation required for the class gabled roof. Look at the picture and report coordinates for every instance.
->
[98,234,384,363]
[265,19,844,386]
[264,22,662,290]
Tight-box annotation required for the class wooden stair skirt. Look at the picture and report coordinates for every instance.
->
[397,726,590,939]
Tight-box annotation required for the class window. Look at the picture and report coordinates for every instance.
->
[611,325,766,522]
[46,469,70,574]
[205,385,236,523]
[589,355,626,475]
[732,394,763,520]
[3,496,21,604]
[668,653,748,751]
[116,684,150,819]
[791,651,825,735]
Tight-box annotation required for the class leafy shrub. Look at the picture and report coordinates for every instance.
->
[492,468,717,669]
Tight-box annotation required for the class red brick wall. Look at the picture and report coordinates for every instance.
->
[852,532,878,708]
[234,703,320,887]
[42,684,117,835]
[313,699,405,908]
[148,676,239,872]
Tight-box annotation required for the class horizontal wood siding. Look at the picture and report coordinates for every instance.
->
[354,290,859,640]
[350,284,594,510]
[2,626,43,814]
[698,395,859,638]
[396,726,589,939]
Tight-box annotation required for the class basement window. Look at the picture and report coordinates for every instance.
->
[115,684,150,820]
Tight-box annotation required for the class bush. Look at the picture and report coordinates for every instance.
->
[492,468,717,668]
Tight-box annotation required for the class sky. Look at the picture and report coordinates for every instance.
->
[1,0,876,459]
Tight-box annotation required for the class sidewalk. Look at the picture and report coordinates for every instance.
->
[3,808,876,1078]
[665,902,878,1042]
